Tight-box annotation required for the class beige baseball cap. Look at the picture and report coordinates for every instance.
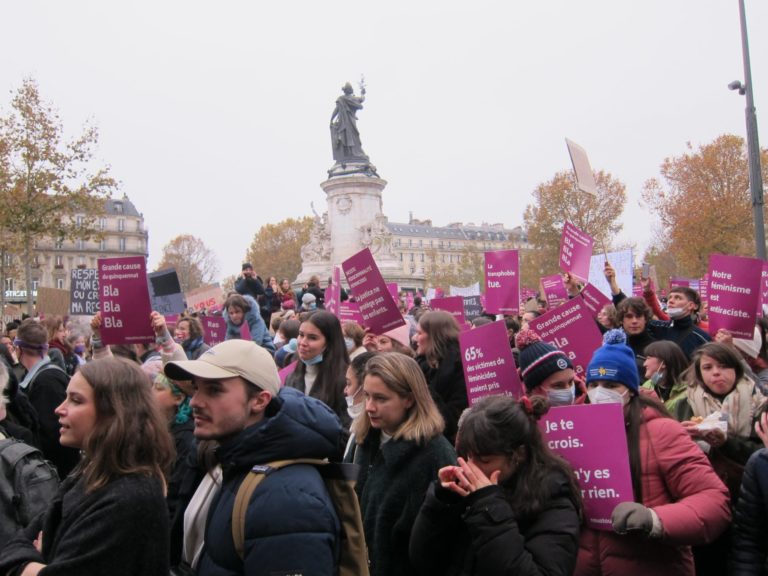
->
[164,339,280,396]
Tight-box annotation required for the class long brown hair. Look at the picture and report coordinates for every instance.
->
[418,311,460,367]
[77,358,174,493]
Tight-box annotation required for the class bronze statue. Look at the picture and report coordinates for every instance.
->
[330,81,369,163]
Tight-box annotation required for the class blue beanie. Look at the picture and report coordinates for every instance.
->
[586,329,639,392]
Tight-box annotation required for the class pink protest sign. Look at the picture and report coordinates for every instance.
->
[707,254,762,339]
[430,296,467,327]
[202,316,226,346]
[339,301,364,324]
[540,404,633,531]
[559,222,594,281]
[186,284,224,313]
[529,298,602,377]
[98,256,154,345]
[632,284,642,297]
[699,273,709,305]
[386,282,400,302]
[541,275,567,309]
[325,266,342,316]
[342,249,405,333]
[484,250,520,315]
[460,320,521,404]
[279,360,298,386]
[669,277,696,289]
[580,283,612,319]
[760,263,768,314]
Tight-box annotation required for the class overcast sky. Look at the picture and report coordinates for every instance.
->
[2,1,766,282]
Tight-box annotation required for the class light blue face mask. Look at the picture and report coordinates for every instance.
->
[344,337,355,351]
[302,353,324,366]
[547,384,575,407]
[650,371,664,386]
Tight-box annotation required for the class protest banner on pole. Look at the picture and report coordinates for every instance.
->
[201,316,226,346]
[70,268,99,315]
[185,284,224,313]
[148,268,186,315]
[430,296,467,328]
[540,403,634,531]
[460,320,521,404]
[580,283,612,319]
[588,249,633,299]
[559,222,593,281]
[325,266,342,316]
[342,249,405,333]
[707,253,762,339]
[36,287,70,317]
[541,274,568,309]
[98,256,154,345]
[484,249,520,315]
[529,298,602,377]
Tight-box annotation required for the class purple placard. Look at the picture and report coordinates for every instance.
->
[460,320,522,404]
[343,249,405,333]
[98,256,154,345]
[541,274,568,309]
[760,263,768,315]
[484,250,520,315]
[699,273,709,306]
[529,298,602,377]
[202,316,226,346]
[580,283,612,319]
[430,296,467,327]
[669,277,696,290]
[279,360,298,386]
[632,284,642,297]
[325,266,342,316]
[386,282,400,303]
[559,222,594,281]
[539,404,633,531]
[707,254,762,339]
[339,302,364,324]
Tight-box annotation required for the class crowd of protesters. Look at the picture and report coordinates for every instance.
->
[2,259,768,576]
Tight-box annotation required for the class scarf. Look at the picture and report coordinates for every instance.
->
[687,376,763,437]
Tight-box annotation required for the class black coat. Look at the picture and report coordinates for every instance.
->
[731,448,768,575]
[410,470,581,576]
[0,473,169,576]
[417,345,468,444]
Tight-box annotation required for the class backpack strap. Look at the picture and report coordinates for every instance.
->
[24,362,67,397]
[232,458,327,560]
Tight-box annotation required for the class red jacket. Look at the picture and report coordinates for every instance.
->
[575,408,731,576]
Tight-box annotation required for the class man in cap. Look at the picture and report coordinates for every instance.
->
[235,263,265,301]
[165,339,343,575]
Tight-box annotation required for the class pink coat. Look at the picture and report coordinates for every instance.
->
[575,408,731,576]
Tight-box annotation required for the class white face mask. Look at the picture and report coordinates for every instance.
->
[547,384,575,407]
[347,402,365,420]
[587,386,628,406]
[344,337,355,351]
[666,306,687,319]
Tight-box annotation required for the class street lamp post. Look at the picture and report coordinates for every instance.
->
[730,0,766,259]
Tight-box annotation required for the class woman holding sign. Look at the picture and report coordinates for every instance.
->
[576,330,731,576]
[410,394,582,575]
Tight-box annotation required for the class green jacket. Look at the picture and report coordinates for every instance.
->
[640,378,688,412]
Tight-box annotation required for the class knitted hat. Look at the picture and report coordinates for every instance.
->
[586,329,639,392]
[515,328,573,392]
[302,293,316,305]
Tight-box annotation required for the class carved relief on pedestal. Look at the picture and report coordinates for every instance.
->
[359,213,395,258]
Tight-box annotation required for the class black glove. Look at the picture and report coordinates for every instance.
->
[611,502,653,535]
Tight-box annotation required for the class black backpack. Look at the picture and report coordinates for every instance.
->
[0,430,60,547]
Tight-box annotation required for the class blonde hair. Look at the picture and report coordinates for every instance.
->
[353,352,444,445]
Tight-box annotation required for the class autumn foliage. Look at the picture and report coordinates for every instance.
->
[245,217,313,283]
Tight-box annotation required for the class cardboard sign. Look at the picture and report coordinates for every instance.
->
[325,266,342,317]
[541,274,568,309]
[148,268,186,315]
[186,284,224,313]
[463,295,483,321]
[70,268,99,315]
[430,296,467,327]
[484,250,520,315]
[559,222,593,281]
[565,138,598,196]
[707,254,762,339]
[98,256,154,345]
[201,316,226,346]
[580,283,612,319]
[588,249,634,299]
[450,283,481,297]
[529,298,603,377]
[540,404,634,531]
[36,287,70,317]
[342,248,405,333]
[460,320,521,404]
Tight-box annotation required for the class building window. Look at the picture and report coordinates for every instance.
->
[420,253,424,262]
[408,239,412,248]
[418,239,423,248]
[119,237,126,252]
[56,278,65,289]
[99,218,106,230]
[5,278,13,291]
[409,253,414,262]
[399,252,403,261]
[410,266,415,274]
[76,239,85,250]
[55,238,64,250]
[78,255,86,267]
[3,253,12,267]
[55,255,63,268]
[114,202,123,214]
[100,239,106,251]
[118,219,125,232]
[136,220,142,231]
[429,240,433,248]
[32,279,39,290]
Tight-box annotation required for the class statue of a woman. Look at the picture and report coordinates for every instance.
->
[330,82,369,162]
